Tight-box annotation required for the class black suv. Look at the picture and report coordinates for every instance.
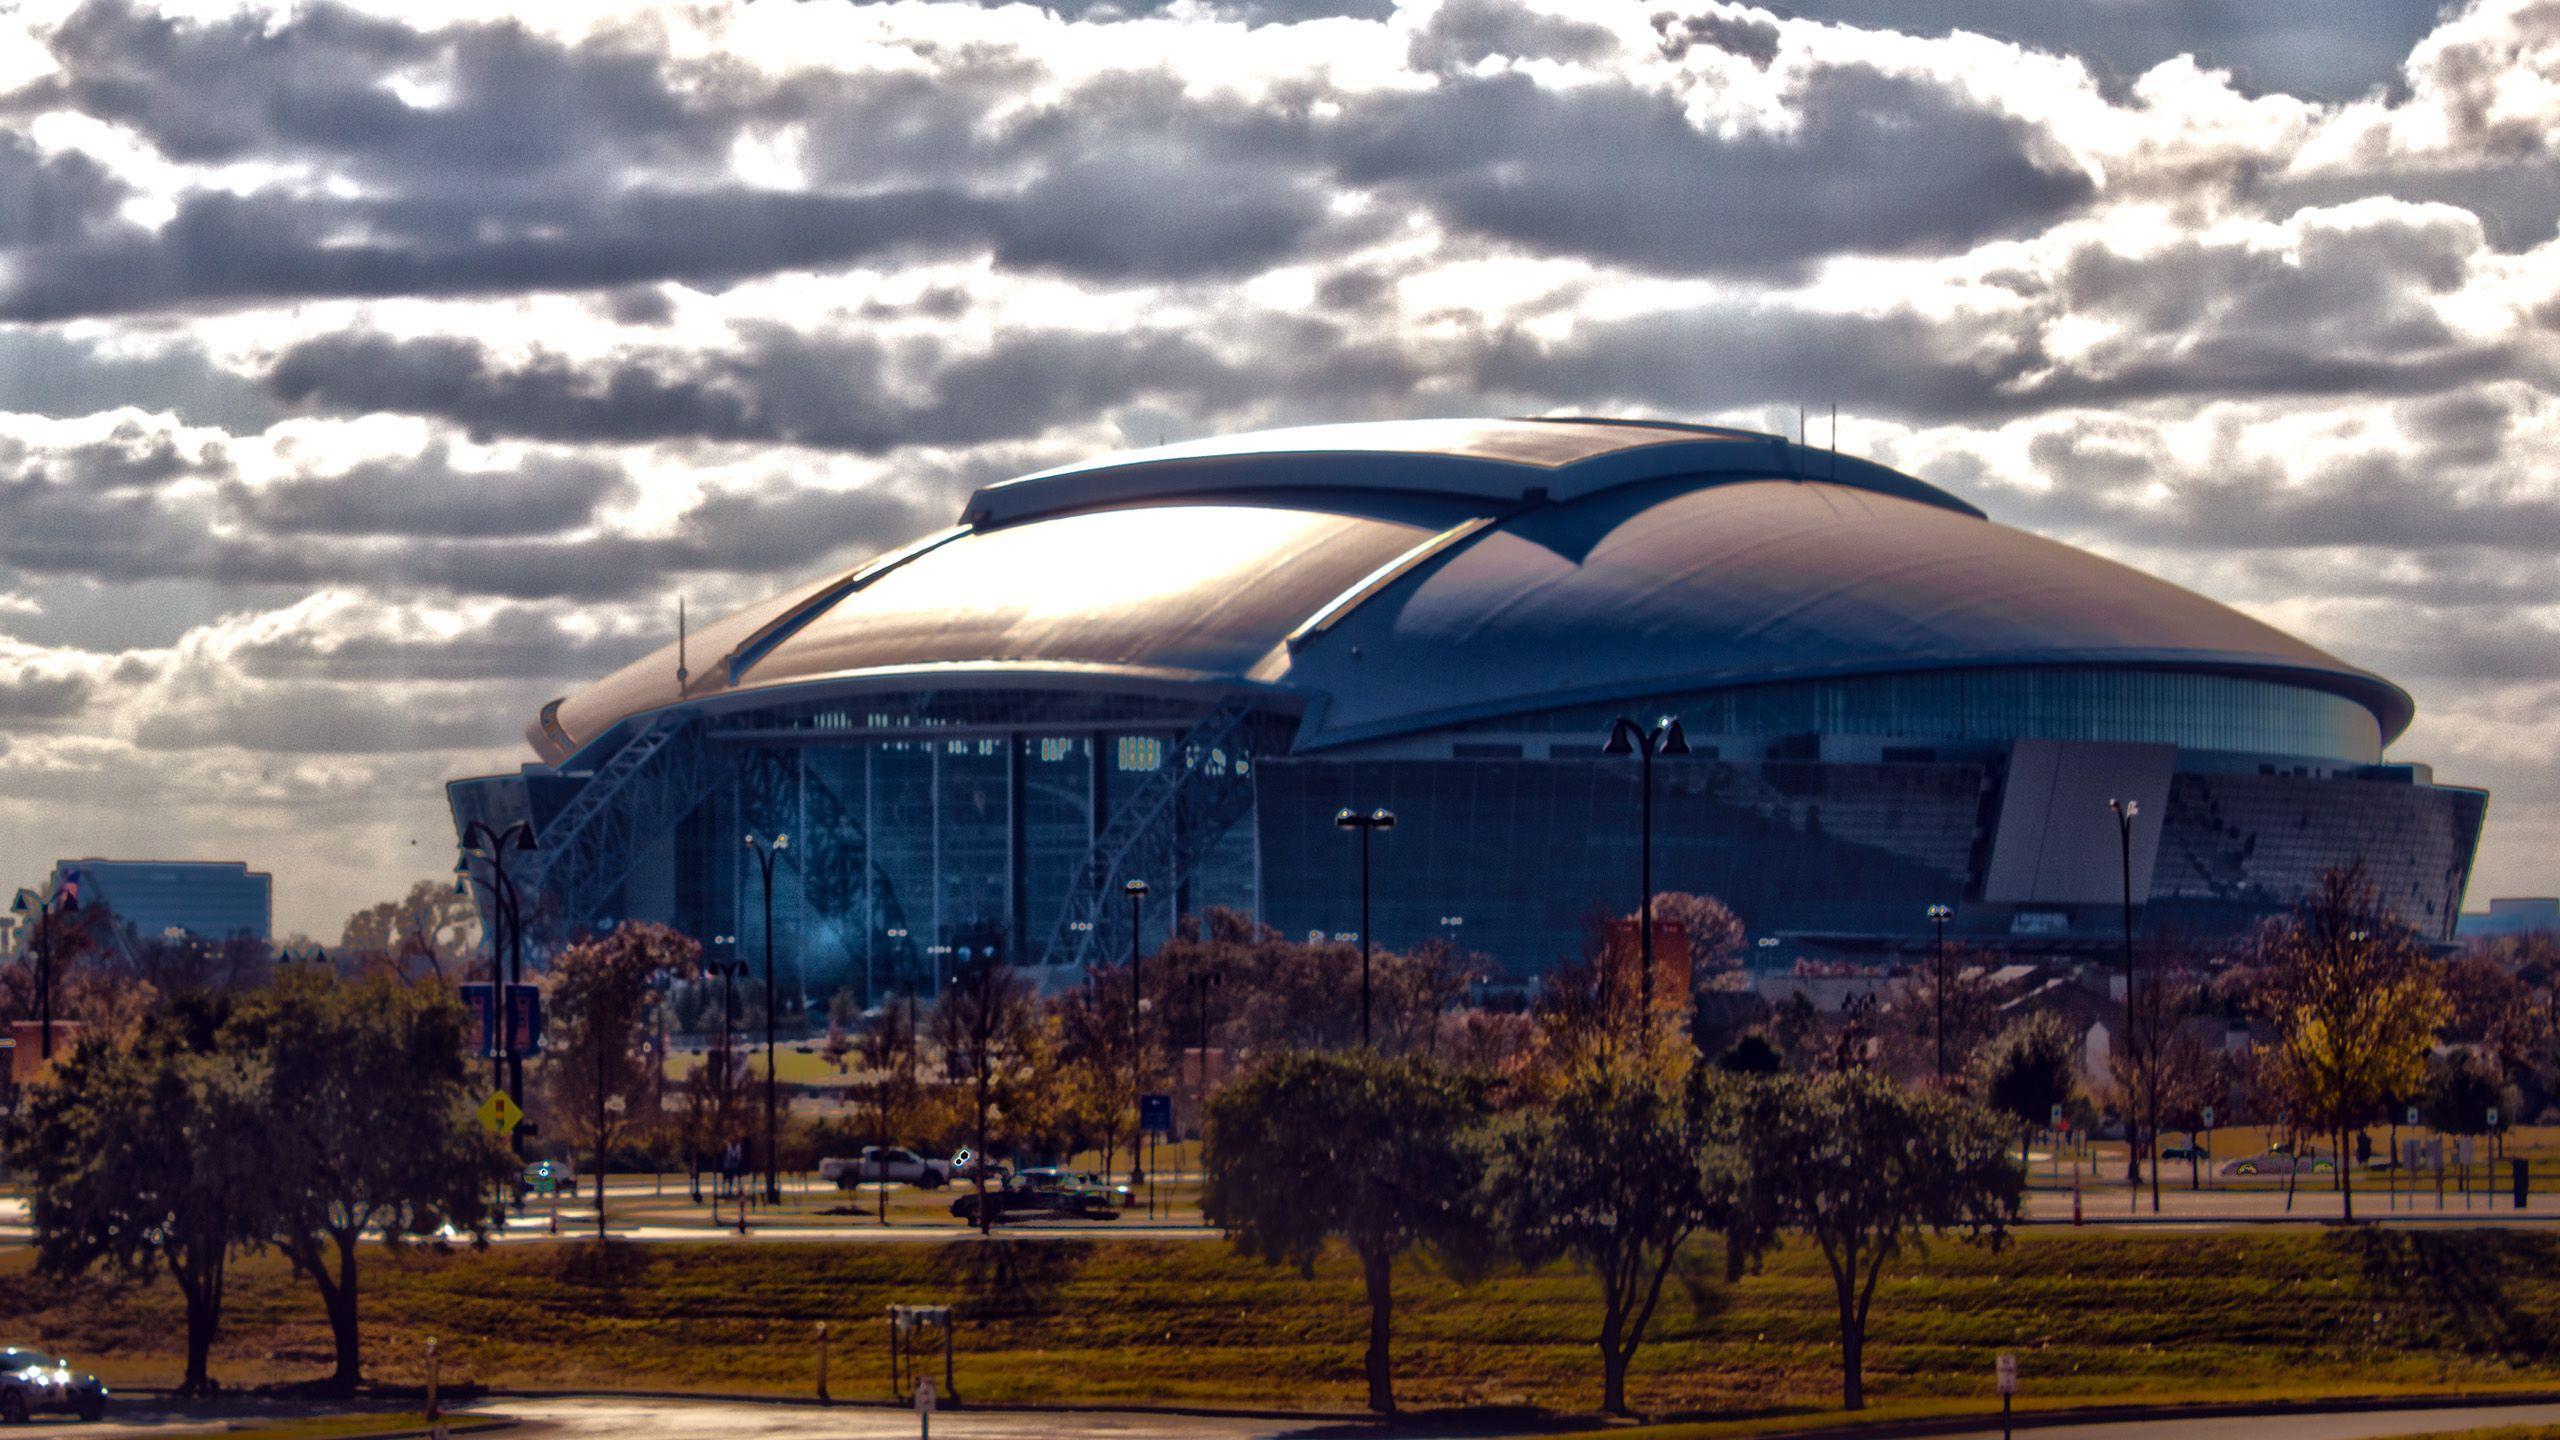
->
[949,1170,1123,1224]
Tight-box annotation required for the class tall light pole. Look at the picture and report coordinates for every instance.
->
[2108,797,2141,1190]
[1926,903,1954,1085]
[706,951,751,1232]
[744,832,789,1206]
[1605,716,1690,1028]
[456,820,538,1182]
[10,875,79,1062]
[1333,808,1396,1046]
[1123,879,1148,1189]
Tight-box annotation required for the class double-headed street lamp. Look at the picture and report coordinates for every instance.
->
[1123,879,1149,1189]
[1926,903,1954,1084]
[10,876,79,1062]
[1605,715,1689,1024]
[1333,808,1395,1046]
[2106,797,2142,1187]
[744,833,790,1206]
[704,950,753,1231]
[455,819,537,1168]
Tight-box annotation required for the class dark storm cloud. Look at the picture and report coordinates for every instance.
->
[1653,10,1782,68]
[0,423,223,491]
[0,329,281,431]
[0,666,91,721]
[234,606,655,684]
[263,319,1429,453]
[1327,67,2093,278]
[223,447,637,539]
[0,439,934,601]
[0,131,125,248]
[1408,0,1620,72]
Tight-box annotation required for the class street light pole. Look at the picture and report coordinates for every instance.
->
[745,833,790,1206]
[2108,797,2141,1190]
[456,820,538,1189]
[1124,879,1148,1190]
[1605,716,1690,1032]
[1333,808,1396,1047]
[1927,903,1953,1085]
[10,879,77,1063]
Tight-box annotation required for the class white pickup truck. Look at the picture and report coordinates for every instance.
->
[820,1145,954,1190]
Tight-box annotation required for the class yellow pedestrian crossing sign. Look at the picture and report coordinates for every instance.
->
[477,1090,523,1136]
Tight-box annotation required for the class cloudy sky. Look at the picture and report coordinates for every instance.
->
[0,0,2552,938]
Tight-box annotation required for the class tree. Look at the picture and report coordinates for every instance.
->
[1727,1069,2022,1410]
[1972,1013,2079,1164]
[1480,1065,1737,1416]
[1203,1051,1484,1414]
[1883,945,2002,1087]
[933,949,1041,1231]
[2255,864,2445,1222]
[546,922,697,1240]
[7,998,262,1394]
[338,880,480,982]
[227,970,514,1391]
[2110,963,2201,1213]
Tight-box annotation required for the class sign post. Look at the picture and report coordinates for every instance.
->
[1140,1094,1173,1219]
[2202,1105,2215,1191]
[1996,1352,2017,1440]
[915,1376,936,1440]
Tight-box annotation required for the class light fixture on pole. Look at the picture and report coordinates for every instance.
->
[2107,797,2141,1190]
[744,832,789,1206]
[1333,807,1396,1046]
[10,877,78,1063]
[1925,903,1954,1084]
[1123,878,1149,1190]
[1604,715,1689,1027]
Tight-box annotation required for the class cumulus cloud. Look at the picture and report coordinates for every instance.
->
[3,0,2560,928]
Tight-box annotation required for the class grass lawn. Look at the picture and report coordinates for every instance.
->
[160,1417,509,1440]
[10,1229,2560,1421]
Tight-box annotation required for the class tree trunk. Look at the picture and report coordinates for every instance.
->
[1359,1244,1396,1414]
[1837,1269,1864,1411]
[322,1232,363,1392]
[1598,1288,1628,1417]
[175,1251,223,1397]
[2339,1125,2355,1222]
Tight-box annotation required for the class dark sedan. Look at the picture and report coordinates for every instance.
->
[0,1347,107,1423]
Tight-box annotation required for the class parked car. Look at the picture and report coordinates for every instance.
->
[950,1171,1124,1224]
[2157,1143,2209,1163]
[1023,1168,1135,1208]
[0,1347,107,1423]
[820,1146,953,1190]
[2222,1149,2334,1177]
[522,1158,578,1196]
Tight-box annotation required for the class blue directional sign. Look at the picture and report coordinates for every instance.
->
[1139,1093,1174,1135]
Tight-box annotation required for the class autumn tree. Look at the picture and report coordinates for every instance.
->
[546,921,697,1240]
[1727,1069,2022,1410]
[2255,864,2445,1222]
[228,970,514,1391]
[338,879,480,982]
[1481,1064,1740,1416]
[8,997,262,1395]
[1205,1051,1484,1414]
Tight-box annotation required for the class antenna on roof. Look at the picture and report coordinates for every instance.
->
[677,596,689,691]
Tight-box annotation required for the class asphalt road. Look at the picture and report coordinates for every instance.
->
[1936,1400,2560,1440]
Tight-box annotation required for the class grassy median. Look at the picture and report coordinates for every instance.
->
[8,1228,2560,1419]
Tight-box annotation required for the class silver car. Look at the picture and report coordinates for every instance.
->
[0,1346,107,1423]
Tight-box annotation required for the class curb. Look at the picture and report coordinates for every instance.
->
[1639,1389,2560,1440]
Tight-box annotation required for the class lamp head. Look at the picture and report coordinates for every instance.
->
[9,891,28,915]
[1927,903,1953,922]
[1124,878,1149,898]
[774,833,788,851]
[1334,806,1358,829]
[1371,808,1396,831]
[1602,719,1637,756]
[1658,717,1690,756]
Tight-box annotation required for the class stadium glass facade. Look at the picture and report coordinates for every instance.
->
[452,418,2488,992]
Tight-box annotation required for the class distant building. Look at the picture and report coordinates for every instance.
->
[49,860,272,943]
[2458,897,2560,941]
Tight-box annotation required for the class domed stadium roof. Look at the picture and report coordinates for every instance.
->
[533,417,2410,763]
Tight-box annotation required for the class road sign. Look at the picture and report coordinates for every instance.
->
[529,1162,558,1196]
[1139,1093,1174,1135]
[2048,1103,2061,1125]
[914,1378,936,1414]
[2489,1107,2502,1129]
[2201,1105,2214,1128]
[1996,1353,2017,1396]
[2409,1105,2421,1126]
[477,1090,523,1136]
